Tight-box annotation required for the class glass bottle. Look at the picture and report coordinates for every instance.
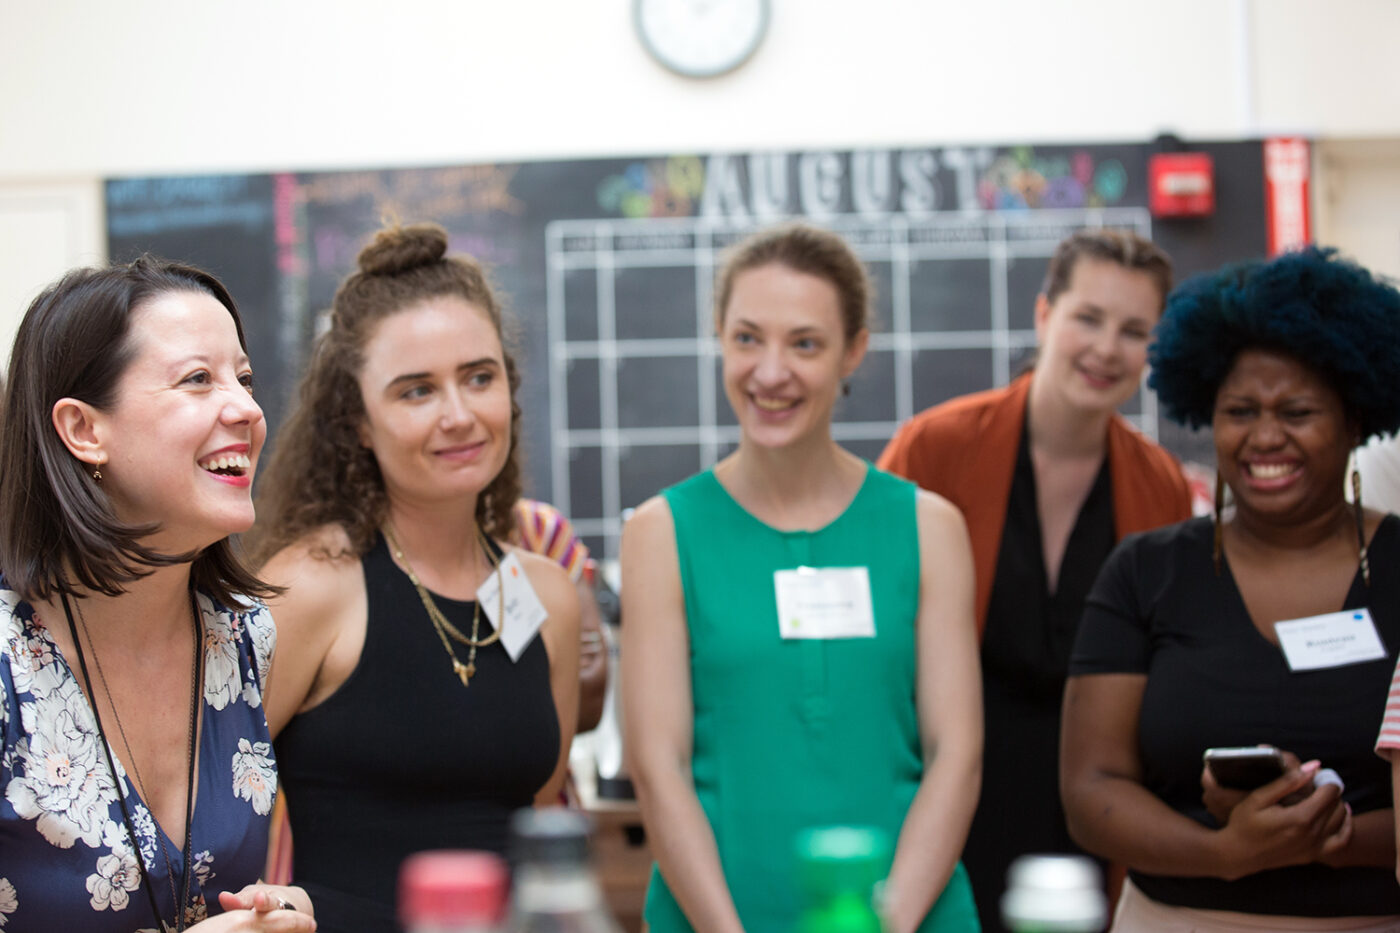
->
[508,807,623,933]
[591,557,633,801]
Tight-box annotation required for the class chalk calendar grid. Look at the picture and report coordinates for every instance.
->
[546,208,1154,558]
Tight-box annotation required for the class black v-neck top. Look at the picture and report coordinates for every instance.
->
[983,423,1115,701]
[1071,514,1400,915]
[962,421,1115,932]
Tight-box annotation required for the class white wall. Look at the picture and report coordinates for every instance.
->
[0,182,105,367]
[3,0,1399,179]
[0,0,1398,357]
[1316,139,1400,281]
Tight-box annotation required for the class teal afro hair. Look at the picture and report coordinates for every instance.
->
[1149,247,1400,440]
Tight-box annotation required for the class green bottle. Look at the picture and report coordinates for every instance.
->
[794,826,891,933]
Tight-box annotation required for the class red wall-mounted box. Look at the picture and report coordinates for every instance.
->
[1149,152,1215,217]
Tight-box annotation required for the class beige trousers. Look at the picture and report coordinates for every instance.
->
[1111,879,1400,933]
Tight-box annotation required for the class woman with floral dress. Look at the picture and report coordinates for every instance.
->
[0,259,314,932]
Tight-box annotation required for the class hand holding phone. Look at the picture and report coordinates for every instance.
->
[1201,753,1350,876]
[1203,745,1287,791]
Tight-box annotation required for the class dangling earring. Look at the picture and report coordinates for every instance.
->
[1352,455,1371,587]
[841,381,851,398]
[1212,470,1225,576]
[91,465,102,483]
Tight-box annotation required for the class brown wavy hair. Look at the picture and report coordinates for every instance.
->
[247,223,522,566]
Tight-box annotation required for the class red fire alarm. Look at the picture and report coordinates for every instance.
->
[1148,152,1215,217]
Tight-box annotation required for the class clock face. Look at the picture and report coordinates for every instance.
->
[634,0,771,79]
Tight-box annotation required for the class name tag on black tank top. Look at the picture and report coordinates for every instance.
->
[479,553,549,661]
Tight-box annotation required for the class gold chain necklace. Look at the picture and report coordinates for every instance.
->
[383,523,504,687]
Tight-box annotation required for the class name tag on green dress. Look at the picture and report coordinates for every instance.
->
[774,566,876,640]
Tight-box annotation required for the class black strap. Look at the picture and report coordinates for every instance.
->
[61,588,203,932]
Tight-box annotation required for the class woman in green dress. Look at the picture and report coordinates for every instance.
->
[621,224,983,933]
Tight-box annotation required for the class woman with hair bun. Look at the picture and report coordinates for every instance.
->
[1062,247,1400,929]
[249,223,579,933]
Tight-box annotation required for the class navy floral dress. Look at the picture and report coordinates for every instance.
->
[0,586,278,932]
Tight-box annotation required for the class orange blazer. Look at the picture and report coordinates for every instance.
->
[878,373,1193,637]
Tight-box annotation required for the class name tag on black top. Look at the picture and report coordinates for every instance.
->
[1274,608,1386,671]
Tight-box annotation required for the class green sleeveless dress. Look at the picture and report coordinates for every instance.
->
[645,463,980,933]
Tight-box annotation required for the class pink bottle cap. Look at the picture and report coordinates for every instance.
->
[399,850,508,928]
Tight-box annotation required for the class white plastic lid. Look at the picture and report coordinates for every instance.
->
[1000,855,1107,933]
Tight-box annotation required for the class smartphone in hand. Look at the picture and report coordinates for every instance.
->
[1203,745,1287,791]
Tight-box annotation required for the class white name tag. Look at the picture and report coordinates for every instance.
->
[774,566,876,640]
[1274,607,1387,672]
[477,553,549,662]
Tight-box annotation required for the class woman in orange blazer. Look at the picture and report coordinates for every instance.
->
[879,230,1191,932]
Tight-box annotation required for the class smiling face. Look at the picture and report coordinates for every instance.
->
[1213,348,1353,527]
[719,263,868,452]
[355,295,512,510]
[96,290,265,551]
[1034,256,1161,416]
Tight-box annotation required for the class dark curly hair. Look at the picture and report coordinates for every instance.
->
[1150,246,1400,441]
[247,223,522,566]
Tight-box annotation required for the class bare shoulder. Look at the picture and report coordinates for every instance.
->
[914,487,969,534]
[506,546,579,661]
[259,525,369,732]
[913,488,974,579]
[260,524,365,632]
[506,546,576,612]
[622,495,676,549]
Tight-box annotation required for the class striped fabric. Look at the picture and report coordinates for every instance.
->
[1376,657,1400,757]
[264,794,293,884]
[512,498,590,582]
[263,498,592,884]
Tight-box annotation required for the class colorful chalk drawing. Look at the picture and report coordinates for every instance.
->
[596,156,706,218]
[977,147,1128,211]
[299,165,524,272]
[298,165,522,219]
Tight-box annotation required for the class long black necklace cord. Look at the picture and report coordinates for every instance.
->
[61,588,203,933]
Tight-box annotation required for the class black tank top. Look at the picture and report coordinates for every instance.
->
[275,533,560,933]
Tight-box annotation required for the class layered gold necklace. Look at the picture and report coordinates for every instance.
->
[384,523,504,687]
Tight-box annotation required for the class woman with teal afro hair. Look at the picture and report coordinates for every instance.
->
[1150,246,1400,440]
[1061,247,1400,928]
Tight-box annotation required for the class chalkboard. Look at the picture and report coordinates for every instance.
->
[107,142,1268,558]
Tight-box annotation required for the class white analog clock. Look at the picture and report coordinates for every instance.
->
[634,0,771,79]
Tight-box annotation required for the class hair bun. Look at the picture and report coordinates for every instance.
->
[357,223,449,276]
